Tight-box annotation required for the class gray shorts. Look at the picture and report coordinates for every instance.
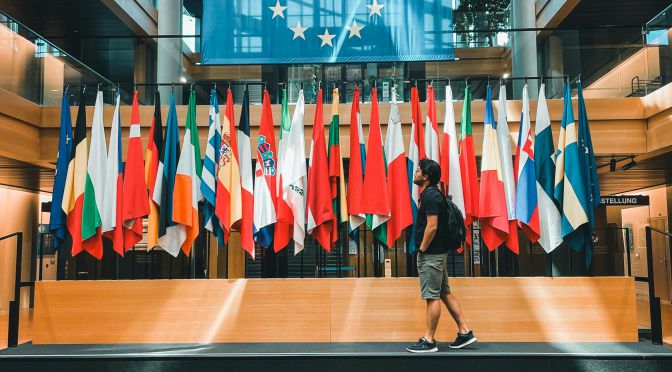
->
[417,252,451,300]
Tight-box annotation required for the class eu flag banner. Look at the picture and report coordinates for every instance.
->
[202,0,454,65]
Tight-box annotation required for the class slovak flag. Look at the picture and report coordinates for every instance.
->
[515,84,541,243]
[238,88,255,258]
[407,86,425,253]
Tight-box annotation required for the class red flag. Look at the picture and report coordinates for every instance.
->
[459,85,479,226]
[347,85,366,234]
[306,88,334,252]
[121,90,150,251]
[360,87,390,245]
[385,90,413,247]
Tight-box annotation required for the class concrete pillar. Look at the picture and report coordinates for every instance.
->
[512,0,538,99]
[157,0,184,103]
[546,35,564,99]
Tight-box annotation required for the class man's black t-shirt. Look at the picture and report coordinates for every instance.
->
[415,186,450,254]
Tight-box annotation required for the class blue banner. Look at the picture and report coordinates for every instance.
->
[201,0,454,65]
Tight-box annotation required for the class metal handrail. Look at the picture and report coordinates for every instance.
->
[0,232,32,348]
[642,226,671,345]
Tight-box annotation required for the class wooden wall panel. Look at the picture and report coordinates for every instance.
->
[33,279,331,344]
[33,277,637,344]
[37,98,648,162]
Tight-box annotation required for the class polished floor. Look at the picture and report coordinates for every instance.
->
[1,301,670,349]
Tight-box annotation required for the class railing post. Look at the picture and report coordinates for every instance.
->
[645,226,663,345]
[7,232,23,347]
[625,228,632,277]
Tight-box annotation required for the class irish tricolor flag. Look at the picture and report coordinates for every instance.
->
[173,90,202,256]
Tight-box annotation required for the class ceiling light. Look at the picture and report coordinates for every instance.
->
[621,157,637,171]
[609,158,616,172]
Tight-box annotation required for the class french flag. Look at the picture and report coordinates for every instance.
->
[515,84,540,243]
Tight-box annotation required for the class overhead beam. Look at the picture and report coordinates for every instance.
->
[100,0,158,37]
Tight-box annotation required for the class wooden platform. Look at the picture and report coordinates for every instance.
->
[32,277,638,344]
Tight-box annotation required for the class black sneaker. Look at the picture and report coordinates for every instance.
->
[406,337,438,353]
[448,331,477,349]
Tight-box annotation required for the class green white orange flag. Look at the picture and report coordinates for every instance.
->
[173,90,202,256]
[80,90,105,259]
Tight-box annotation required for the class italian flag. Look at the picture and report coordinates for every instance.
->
[80,90,105,259]
[459,85,480,227]
[361,87,390,248]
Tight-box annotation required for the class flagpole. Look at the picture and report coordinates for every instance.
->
[356,228,361,278]
[300,249,304,278]
[363,229,368,277]
[529,241,534,276]
[224,241,229,279]
[394,240,398,277]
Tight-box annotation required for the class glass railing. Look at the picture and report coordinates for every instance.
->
[2,8,670,107]
[0,11,119,106]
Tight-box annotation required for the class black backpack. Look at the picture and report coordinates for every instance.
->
[427,187,467,251]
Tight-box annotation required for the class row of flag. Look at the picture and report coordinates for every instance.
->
[49,81,600,267]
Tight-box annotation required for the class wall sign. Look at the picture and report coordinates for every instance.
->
[600,195,650,206]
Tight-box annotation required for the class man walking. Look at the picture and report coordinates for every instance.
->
[407,159,477,353]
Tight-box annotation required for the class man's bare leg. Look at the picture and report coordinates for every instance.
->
[423,299,441,342]
[440,293,469,334]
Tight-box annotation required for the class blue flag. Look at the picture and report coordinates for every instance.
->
[554,82,589,259]
[49,92,73,249]
[577,81,601,268]
[202,0,454,64]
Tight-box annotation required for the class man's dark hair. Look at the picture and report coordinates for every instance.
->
[419,158,441,186]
